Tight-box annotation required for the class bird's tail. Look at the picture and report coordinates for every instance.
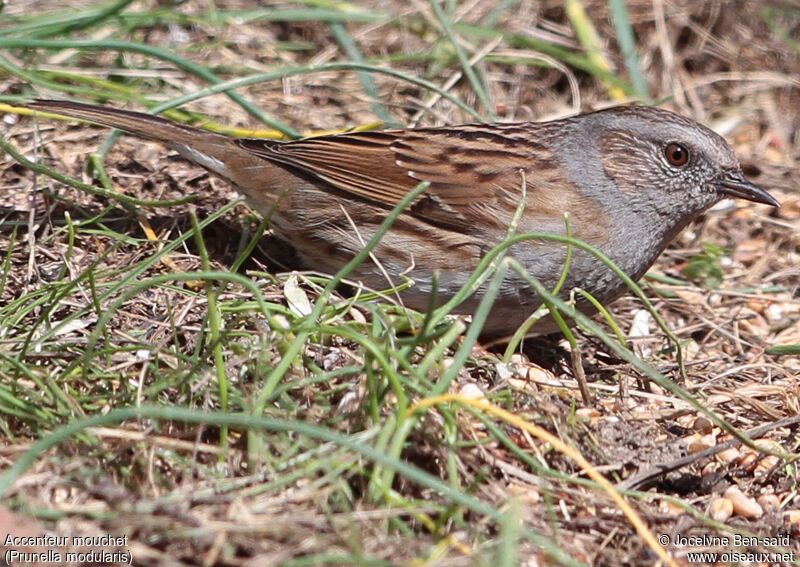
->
[21,99,263,187]
[24,99,224,145]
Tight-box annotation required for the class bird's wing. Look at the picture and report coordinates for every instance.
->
[236,124,563,233]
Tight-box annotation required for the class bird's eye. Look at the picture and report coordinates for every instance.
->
[665,142,689,166]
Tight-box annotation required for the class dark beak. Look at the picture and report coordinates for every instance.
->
[719,171,780,207]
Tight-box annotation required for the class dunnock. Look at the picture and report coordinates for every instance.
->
[20,100,779,337]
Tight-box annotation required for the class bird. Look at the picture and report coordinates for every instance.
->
[17,99,780,338]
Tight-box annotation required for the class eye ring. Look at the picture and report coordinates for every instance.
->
[665,142,689,166]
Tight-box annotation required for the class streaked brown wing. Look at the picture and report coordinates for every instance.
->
[238,131,412,205]
[236,124,556,232]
